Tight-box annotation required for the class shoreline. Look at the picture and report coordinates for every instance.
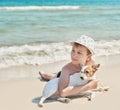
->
[0,54,120,81]
[0,60,69,81]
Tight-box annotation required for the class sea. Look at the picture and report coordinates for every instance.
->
[0,0,120,69]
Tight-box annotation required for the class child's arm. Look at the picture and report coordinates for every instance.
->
[58,67,70,95]
[59,79,97,97]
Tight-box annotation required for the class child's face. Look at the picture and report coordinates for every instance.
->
[71,45,90,66]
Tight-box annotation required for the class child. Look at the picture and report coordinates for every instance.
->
[39,35,97,97]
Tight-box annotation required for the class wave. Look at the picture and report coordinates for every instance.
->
[95,40,120,56]
[0,40,120,68]
[0,6,80,11]
[0,6,120,11]
[0,42,71,68]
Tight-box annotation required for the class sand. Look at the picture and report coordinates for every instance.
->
[0,56,120,110]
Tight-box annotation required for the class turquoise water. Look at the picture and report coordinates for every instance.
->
[0,0,120,6]
[0,6,120,46]
[0,0,120,45]
[0,0,120,68]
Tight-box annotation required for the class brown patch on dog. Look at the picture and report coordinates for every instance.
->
[81,64,100,80]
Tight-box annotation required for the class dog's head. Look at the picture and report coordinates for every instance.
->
[80,64,100,80]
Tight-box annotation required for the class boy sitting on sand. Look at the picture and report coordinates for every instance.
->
[39,35,97,97]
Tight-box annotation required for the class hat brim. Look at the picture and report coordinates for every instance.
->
[70,41,94,55]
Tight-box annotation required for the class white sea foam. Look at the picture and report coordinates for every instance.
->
[0,40,120,68]
[94,40,120,56]
[0,43,71,68]
[0,6,80,11]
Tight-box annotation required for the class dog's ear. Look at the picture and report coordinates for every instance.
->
[92,64,100,71]
[96,64,100,68]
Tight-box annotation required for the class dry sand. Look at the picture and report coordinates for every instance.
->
[0,58,120,110]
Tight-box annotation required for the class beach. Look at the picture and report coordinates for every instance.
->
[0,55,120,110]
[0,0,120,109]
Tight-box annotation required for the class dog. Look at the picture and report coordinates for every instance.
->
[38,64,100,107]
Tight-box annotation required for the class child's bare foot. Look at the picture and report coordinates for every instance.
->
[39,71,49,81]
[39,71,44,77]
[39,71,57,81]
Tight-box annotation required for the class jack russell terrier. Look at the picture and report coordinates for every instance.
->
[38,64,109,107]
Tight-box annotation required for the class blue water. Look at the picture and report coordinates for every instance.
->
[0,6,120,45]
[0,0,120,45]
[0,0,120,6]
[0,0,120,68]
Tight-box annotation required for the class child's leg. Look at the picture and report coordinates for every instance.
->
[39,71,57,81]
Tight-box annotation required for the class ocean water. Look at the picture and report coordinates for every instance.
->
[0,0,120,68]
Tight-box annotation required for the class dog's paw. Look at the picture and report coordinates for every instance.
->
[83,92,95,101]
[57,97,71,103]
[38,103,43,107]
[97,86,110,92]
[87,97,92,101]
[87,94,95,101]
[64,98,71,103]
[103,86,110,91]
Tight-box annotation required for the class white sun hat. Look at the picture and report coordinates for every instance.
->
[72,35,95,55]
